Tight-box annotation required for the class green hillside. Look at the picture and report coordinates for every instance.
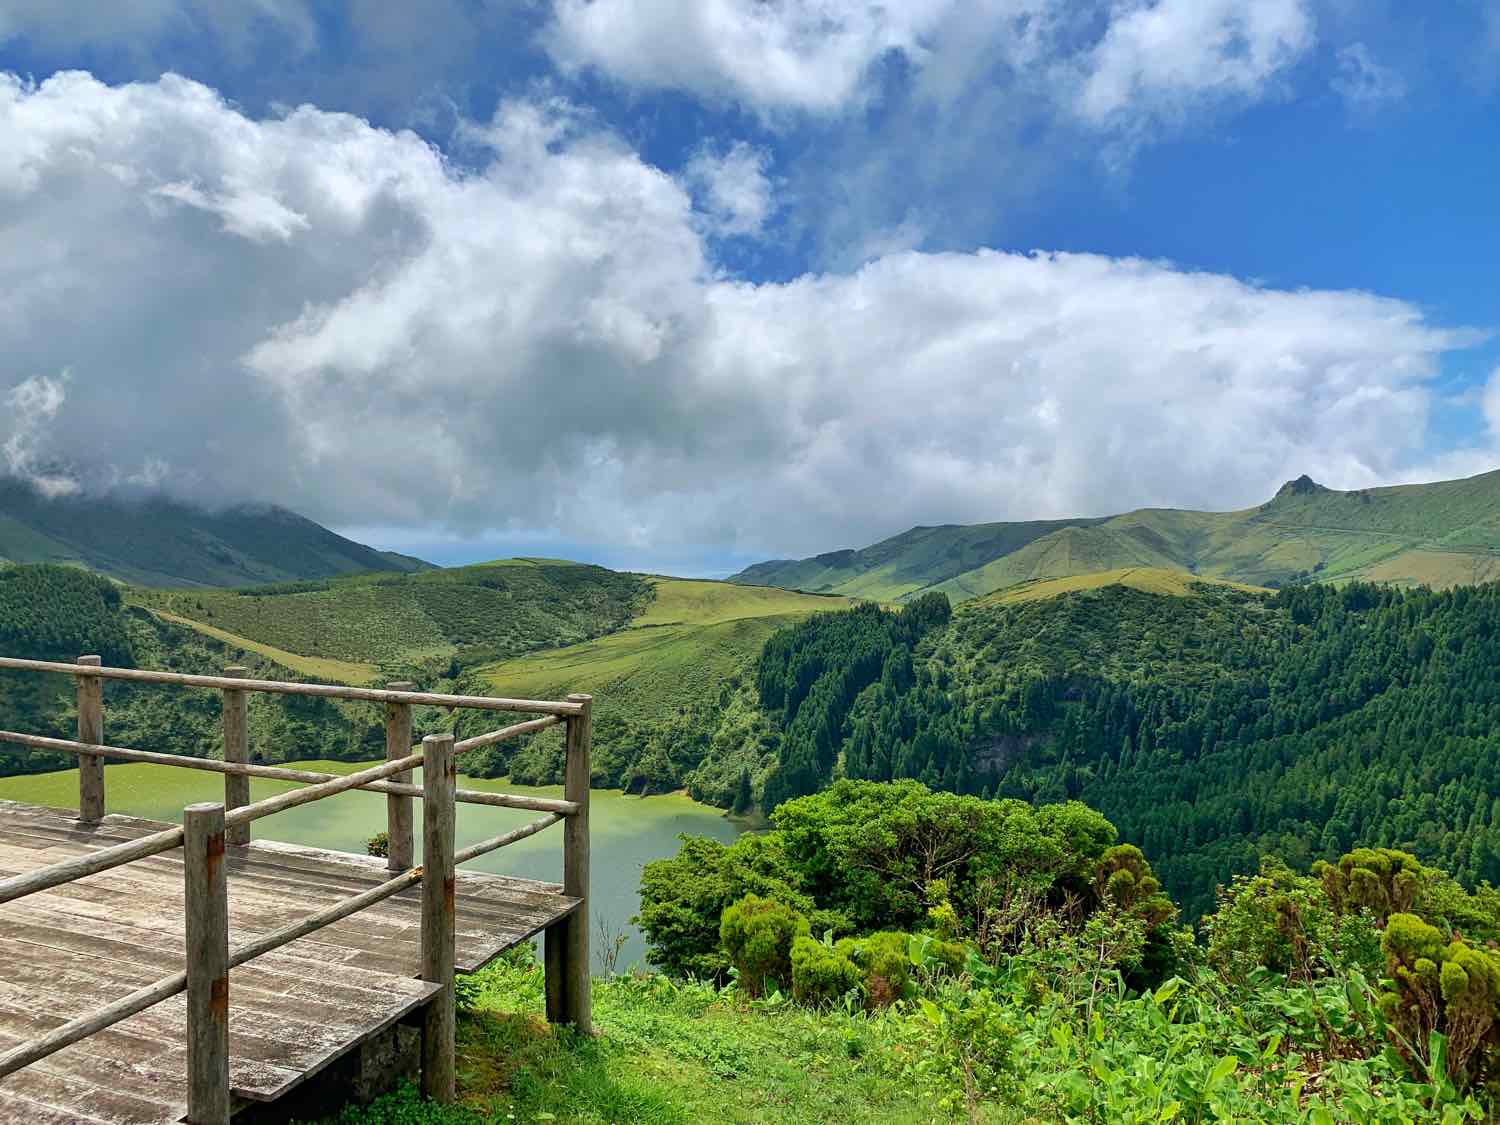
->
[732,467,1500,601]
[475,577,853,801]
[0,479,432,587]
[732,517,1106,601]
[131,558,650,680]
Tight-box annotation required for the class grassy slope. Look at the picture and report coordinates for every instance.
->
[734,468,1500,602]
[131,560,651,676]
[148,608,381,685]
[479,578,850,697]
[317,960,952,1125]
[0,480,430,587]
[973,566,1266,606]
[476,577,852,798]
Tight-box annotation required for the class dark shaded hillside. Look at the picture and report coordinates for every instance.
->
[732,467,1500,601]
[751,575,1500,918]
[0,479,432,587]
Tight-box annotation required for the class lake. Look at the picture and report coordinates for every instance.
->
[0,760,747,971]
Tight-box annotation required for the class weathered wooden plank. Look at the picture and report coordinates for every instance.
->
[0,1087,120,1125]
[0,796,579,1120]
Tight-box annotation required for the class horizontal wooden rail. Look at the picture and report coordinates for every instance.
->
[0,731,581,815]
[454,714,561,752]
[224,753,423,828]
[455,812,563,865]
[0,656,584,717]
[0,968,188,1080]
[0,823,184,905]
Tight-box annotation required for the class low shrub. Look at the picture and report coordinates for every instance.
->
[720,895,809,996]
[791,936,862,1007]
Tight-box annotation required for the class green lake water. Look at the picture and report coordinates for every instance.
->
[0,761,746,971]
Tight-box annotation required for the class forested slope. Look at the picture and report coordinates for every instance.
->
[751,571,1500,916]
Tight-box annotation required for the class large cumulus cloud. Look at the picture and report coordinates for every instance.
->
[0,71,1477,559]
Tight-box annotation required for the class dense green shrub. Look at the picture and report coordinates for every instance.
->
[1205,856,1381,984]
[790,935,862,1007]
[719,895,809,996]
[1381,913,1500,1087]
[839,931,912,1007]
[636,834,834,981]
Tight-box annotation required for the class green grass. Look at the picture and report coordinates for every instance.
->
[974,567,1266,606]
[479,577,849,705]
[313,960,957,1125]
[733,467,1500,603]
[130,560,651,675]
[147,607,381,684]
[476,578,852,798]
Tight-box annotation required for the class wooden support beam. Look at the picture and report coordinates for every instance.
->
[183,803,230,1125]
[420,733,456,1103]
[222,666,250,847]
[75,655,104,823]
[547,694,593,1033]
[384,681,415,872]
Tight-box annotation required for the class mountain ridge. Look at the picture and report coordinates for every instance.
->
[0,479,433,587]
[732,467,1500,601]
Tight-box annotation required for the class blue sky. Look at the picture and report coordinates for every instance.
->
[1,1,1498,574]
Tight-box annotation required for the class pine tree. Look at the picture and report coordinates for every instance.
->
[732,767,753,815]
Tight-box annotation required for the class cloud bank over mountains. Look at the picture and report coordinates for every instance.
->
[0,68,1482,559]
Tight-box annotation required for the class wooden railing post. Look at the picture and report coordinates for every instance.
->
[384,682,415,871]
[419,733,456,1103]
[221,667,250,847]
[76,655,104,823]
[546,694,592,1033]
[183,802,230,1125]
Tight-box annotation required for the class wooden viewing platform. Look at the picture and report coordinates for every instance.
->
[0,657,595,1124]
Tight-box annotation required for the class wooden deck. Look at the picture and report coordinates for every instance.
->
[0,801,581,1124]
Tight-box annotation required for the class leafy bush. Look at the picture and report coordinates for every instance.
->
[790,935,862,1008]
[636,834,833,981]
[719,895,809,996]
[1380,913,1500,1088]
[1206,856,1381,985]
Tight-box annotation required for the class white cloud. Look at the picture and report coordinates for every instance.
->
[683,141,776,237]
[1073,0,1315,127]
[545,0,952,115]
[545,0,1316,130]
[3,372,79,498]
[0,71,1479,558]
[1330,42,1406,110]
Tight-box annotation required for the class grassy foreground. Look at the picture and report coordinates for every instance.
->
[314,959,946,1125]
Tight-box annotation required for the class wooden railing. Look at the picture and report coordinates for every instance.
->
[0,655,593,1124]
